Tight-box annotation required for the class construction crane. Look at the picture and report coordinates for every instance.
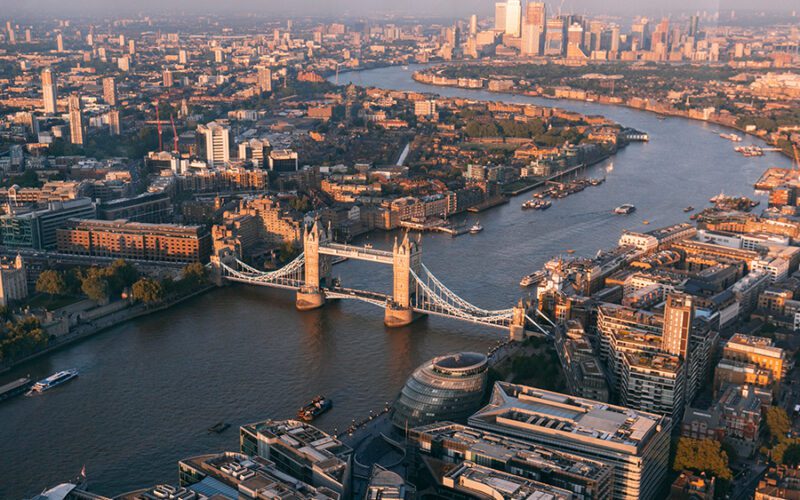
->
[170,114,179,153]
[155,101,163,151]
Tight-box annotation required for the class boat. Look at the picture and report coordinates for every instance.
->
[26,369,78,395]
[656,114,667,120]
[642,220,650,225]
[0,377,32,402]
[614,204,636,215]
[520,270,546,287]
[297,395,333,422]
[709,191,726,203]
[589,177,605,186]
[683,206,694,212]
[522,200,537,210]
[719,133,742,142]
[208,421,231,434]
[469,222,483,234]
[566,249,576,254]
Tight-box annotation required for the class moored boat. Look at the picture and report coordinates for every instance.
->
[519,270,546,287]
[297,395,333,422]
[26,369,78,395]
[469,222,483,234]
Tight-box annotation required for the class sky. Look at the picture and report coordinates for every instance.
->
[6,0,798,19]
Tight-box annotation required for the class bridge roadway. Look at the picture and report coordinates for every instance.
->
[318,243,393,264]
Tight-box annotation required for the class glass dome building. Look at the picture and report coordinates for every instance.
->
[391,352,489,430]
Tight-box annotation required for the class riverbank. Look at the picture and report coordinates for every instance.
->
[0,284,217,376]
[412,68,796,162]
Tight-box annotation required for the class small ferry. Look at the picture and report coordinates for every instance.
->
[519,271,546,287]
[469,222,483,234]
[522,200,537,210]
[26,369,78,395]
[298,395,333,422]
[589,177,605,186]
[719,133,743,142]
[683,206,695,213]
[614,204,636,215]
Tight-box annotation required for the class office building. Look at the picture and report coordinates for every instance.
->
[554,321,610,402]
[721,333,787,384]
[41,68,57,115]
[178,451,340,499]
[198,121,230,167]
[68,93,84,145]
[521,2,546,55]
[57,219,211,264]
[469,382,671,500]
[408,421,613,499]
[442,462,573,500]
[238,138,270,167]
[0,198,96,250]
[494,2,507,32]
[545,18,566,56]
[268,149,299,172]
[240,419,352,497]
[504,0,522,37]
[391,352,489,429]
[102,76,116,106]
[97,192,172,223]
[56,32,63,52]
[365,465,415,500]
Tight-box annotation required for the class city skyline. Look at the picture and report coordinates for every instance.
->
[5,0,799,18]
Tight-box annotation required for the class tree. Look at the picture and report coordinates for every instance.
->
[131,278,164,304]
[36,270,68,296]
[81,274,109,302]
[182,262,208,285]
[672,438,732,481]
[106,259,139,293]
[766,407,791,444]
[783,443,800,466]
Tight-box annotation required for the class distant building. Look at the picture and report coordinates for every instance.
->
[268,149,299,172]
[257,66,272,92]
[102,76,116,106]
[68,93,84,145]
[41,68,57,114]
[197,121,230,167]
[0,255,27,306]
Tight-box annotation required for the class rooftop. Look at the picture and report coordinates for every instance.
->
[469,382,667,454]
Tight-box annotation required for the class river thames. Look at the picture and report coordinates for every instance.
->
[2,64,796,498]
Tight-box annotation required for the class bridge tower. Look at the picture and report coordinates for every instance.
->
[509,299,530,341]
[385,232,423,327]
[296,220,330,311]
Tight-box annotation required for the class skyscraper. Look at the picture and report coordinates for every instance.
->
[521,2,546,55]
[163,69,173,87]
[198,121,230,167]
[469,14,478,36]
[494,2,506,32]
[41,68,57,115]
[505,0,522,37]
[68,94,84,145]
[108,109,121,136]
[662,294,694,358]
[257,66,272,93]
[102,77,116,106]
[56,32,63,52]
[689,15,700,38]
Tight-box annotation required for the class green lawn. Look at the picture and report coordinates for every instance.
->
[25,293,85,311]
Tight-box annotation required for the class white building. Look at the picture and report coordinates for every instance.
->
[198,121,230,167]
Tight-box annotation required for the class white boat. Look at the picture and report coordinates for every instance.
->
[520,271,546,287]
[469,222,483,234]
[614,204,636,215]
[27,369,79,395]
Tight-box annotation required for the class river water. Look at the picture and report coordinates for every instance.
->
[2,64,795,498]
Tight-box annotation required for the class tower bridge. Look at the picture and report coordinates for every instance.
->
[212,221,552,339]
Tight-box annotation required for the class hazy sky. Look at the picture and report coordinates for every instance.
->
[7,0,798,18]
